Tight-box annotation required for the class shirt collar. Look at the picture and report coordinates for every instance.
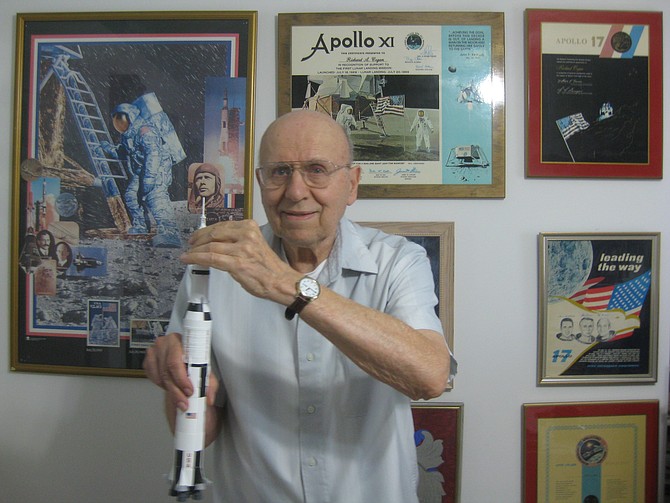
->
[262,218,379,285]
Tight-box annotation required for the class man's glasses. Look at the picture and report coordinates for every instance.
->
[256,160,350,189]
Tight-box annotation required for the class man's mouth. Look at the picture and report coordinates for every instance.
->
[282,210,316,220]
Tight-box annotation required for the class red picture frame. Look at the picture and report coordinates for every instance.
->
[525,9,663,178]
[412,403,463,503]
[523,400,659,503]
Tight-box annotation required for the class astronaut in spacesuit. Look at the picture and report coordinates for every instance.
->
[102,101,181,248]
[335,104,357,135]
[410,109,434,153]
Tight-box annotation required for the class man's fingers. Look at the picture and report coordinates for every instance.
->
[164,375,191,412]
[143,333,193,410]
[143,346,163,386]
[166,356,193,396]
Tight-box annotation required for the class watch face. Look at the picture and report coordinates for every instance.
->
[298,277,320,299]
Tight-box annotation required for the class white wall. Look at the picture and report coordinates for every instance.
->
[0,0,667,501]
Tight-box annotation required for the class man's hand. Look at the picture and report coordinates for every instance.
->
[182,220,298,305]
[143,332,218,412]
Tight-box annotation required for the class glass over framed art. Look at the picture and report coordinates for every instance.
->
[537,232,659,385]
[525,9,663,178]
[10,11,257,376]
[523,400,659,503]
[278,12,505,198]
[412,402,463,503]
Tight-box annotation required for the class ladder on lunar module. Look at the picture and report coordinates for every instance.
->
[40,44,131,232]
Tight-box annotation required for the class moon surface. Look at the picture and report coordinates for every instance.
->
[546,240,593,301]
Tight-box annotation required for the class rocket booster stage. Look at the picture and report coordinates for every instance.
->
[170,202,212,501]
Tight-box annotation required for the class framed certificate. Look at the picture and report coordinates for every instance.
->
[525,9,663,178]
[11,11,257,377]
[278,12,505,198]
[538,233,659,385]
[523,400,659,503]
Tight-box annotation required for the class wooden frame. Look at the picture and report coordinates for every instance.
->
[538,232,659,385]
[412,403,463,503]
[525,9,663,178]
[11,11,257,376]
[361,222,455,386]
[523,400,659,503]
[278,12,505,198]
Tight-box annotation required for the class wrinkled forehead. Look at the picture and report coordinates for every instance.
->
[260,112,350,164]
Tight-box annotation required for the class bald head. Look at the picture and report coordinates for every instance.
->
[259,110,353,165]
[255,109,361,265]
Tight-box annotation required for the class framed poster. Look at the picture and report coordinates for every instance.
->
[361,221,455,388]
[278,12,505,198]
[412,403,463,503]
[523,400,659,503]
[538,233,659,385]
[525,9,663,178]
[11,11,257,376]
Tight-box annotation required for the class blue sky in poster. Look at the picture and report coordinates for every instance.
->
[441,25,493,185]
[204,76,247,163]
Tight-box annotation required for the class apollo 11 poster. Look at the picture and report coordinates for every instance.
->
[278,12,505,198]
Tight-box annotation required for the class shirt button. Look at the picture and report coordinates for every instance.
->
[306,353,315,361]
[307,405,316,414]
[308,457,317,466]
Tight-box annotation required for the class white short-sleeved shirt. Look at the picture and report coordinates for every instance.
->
[168,218,445,503]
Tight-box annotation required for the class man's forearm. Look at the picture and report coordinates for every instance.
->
[299,287,451,400]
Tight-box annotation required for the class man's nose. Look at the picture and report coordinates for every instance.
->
[283,168,310,198]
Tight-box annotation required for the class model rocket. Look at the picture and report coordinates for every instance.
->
[170,199,212,501]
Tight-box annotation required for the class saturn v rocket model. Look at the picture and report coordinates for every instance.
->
[169,200,212,501]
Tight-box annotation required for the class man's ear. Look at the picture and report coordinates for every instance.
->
[347,165,361,205]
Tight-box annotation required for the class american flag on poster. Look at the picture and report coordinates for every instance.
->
[556,112,590,141]
[375,95,405,116]
[570,271,651,338]
[609,271,652,315]
[569,276,605,304]
[576,284,615,311]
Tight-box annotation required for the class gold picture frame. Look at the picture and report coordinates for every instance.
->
[537,232,659,385]
[11,11,257,377]
[278,12,505,198]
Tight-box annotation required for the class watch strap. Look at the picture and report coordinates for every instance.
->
[285,297,309,320]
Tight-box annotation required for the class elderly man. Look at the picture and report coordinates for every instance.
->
[144,110,453,502]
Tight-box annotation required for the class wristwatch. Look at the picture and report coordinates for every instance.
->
[285,276,320,320]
